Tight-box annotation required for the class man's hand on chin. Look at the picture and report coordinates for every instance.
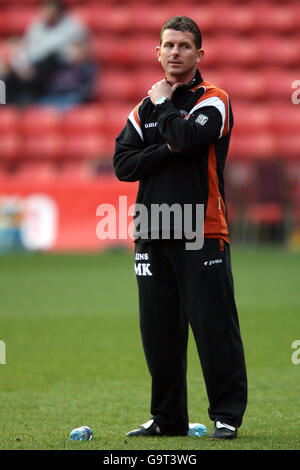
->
[148,79,182,105]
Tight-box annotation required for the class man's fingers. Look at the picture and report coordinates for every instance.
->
[148,79,180,102]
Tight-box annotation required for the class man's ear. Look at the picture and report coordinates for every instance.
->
[156,46,161,62]
[196,49,205,63]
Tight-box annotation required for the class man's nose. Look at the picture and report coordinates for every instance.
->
[171,45,180,55]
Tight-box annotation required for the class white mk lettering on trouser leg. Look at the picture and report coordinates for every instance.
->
[135,263,152,276]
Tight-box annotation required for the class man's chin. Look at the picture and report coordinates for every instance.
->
[165,68,193,83]
[166,65,184,74]
[165,68,185,80]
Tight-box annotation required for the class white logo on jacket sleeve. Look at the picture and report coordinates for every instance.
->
[195,113,209,126]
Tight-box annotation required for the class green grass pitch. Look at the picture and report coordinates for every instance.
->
[0,247,299,450]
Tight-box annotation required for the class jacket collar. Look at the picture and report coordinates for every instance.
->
[185,69,204,89]
[172,69,204,95]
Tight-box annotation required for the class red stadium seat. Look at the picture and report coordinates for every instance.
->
[75,5,133,33]
[253,3,297,33]
[92,35,161,68]
[131,5,174,33]
[230,132,276,159]
[213,3,256,33]
[98,71,141,102]
[220,68,267,100]
[234,103,272,134]
[199,36,219,67]
[201,68,223,88]
[276,134,300,159]
[262,68,300,100]
[0,7,37,35]
[91,36,136,66]
[269,104,300,133]
[213,35,259,66]
[24,134,65,160]
[257,34,300,66]
[96,6,133,33]
[0,0,40,2]
[0,107,21,135]
[134,36,162,67]
[56,161,92,181]
[62,105,106,135]
[64,134,112,160]
[0,134,22,161]
[15,161,57,181]
[62,0,82,5]
[131,3,214,34]
[0,161,10,180]
[102,103,131,137]
[183,4,215,33]
[135,68,165,97]
[106,0,161,3]
[21,107,62,136]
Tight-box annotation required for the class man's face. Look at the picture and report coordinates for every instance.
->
[42,5,60,25]
[156,29,204,82]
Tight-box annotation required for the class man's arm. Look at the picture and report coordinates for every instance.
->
[113,116,172,182]
[148,79,231,154]
[156,101,223,154]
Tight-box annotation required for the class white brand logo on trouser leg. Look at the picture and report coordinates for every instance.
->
[135,263,152,276]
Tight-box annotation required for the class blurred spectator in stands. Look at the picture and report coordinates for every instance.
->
[36,36,96,110]
[0,0,90,106]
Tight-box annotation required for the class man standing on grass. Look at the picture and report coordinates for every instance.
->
[114,16,247,439]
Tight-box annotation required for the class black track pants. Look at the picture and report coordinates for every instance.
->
[134,238,247,435]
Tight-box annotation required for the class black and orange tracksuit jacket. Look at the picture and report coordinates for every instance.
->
[113,69,233,244]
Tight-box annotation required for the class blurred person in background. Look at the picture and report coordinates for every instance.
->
[0,0,89,106]
[36,36,96,110]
